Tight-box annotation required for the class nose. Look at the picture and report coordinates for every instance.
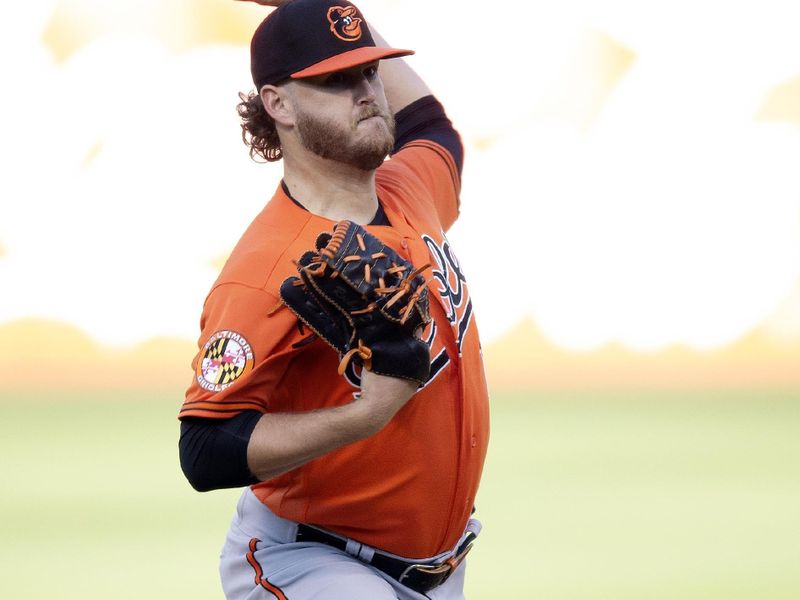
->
[355,75,377,105]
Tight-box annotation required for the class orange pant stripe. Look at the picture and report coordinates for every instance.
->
[246,538,289,600]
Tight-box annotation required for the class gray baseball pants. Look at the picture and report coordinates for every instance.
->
[220,488,478,600]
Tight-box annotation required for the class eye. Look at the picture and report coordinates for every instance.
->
[363,65,378,80]
[323,72,348,87]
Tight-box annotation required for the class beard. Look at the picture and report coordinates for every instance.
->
[295,105,395,171]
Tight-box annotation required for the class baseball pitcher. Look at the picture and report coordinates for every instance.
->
[178,1,490,597]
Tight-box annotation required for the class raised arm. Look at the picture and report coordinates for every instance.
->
[370,27,431,114]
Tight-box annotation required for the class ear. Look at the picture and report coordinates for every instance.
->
[260,84,295,127]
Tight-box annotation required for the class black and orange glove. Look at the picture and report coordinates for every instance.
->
[279,220,432,384]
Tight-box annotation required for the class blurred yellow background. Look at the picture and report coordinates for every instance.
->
[1,0,799,598]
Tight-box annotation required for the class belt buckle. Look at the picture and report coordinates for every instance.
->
[397,540,474,589]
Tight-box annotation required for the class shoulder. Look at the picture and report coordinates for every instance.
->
[381,140,461,195]
[376,142,461,231]
[212,193,315,297]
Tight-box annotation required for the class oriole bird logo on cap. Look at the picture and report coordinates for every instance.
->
[327,6,363,42]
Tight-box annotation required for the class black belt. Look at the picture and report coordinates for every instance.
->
[295,524,476,594]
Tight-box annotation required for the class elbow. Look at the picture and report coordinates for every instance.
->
[178,417,260,492]
[179,439,216,492]
[179,420,220,492]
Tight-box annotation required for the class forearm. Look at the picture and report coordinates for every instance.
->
[179,405,371,491]
[247,370,417,481]
[246,401,370,481]
[371,27,432,114]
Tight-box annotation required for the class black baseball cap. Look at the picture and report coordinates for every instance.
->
[250,0,414,89]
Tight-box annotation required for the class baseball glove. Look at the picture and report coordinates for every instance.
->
[279,220,432,384]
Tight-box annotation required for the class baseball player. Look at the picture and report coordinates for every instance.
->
[178,1,490,598]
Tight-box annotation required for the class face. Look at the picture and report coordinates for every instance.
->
[288,63,395,171]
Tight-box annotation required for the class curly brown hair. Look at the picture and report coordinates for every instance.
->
[237,90,283,162]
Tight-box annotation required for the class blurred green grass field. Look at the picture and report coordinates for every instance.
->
[1,389,799,599]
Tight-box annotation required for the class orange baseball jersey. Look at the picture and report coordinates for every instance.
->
[180,140,490,559]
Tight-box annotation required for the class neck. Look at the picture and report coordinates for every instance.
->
[282,149,379,225]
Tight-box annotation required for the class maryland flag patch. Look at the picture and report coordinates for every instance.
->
[196,331,254,393]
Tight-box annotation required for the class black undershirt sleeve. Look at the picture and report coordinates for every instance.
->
[179,410,263,491]
[392,95,464,177]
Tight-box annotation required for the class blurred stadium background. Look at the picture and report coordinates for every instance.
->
[1,1,799,598]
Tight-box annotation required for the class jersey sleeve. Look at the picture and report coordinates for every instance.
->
[179,282,302,420]
[389,96,463,231]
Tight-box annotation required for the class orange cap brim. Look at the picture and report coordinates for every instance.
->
[291,47,414,79]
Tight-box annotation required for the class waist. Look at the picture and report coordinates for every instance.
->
[235,488,480,595]
[295,522,479,594]
[253,484,475,557]
[251,434,485,557]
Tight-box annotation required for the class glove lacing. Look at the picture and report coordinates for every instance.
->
[278,221,432,376]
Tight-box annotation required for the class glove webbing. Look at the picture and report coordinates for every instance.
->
[308,227,431,374]
[315,222,431,325]
[275,221,432,379]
